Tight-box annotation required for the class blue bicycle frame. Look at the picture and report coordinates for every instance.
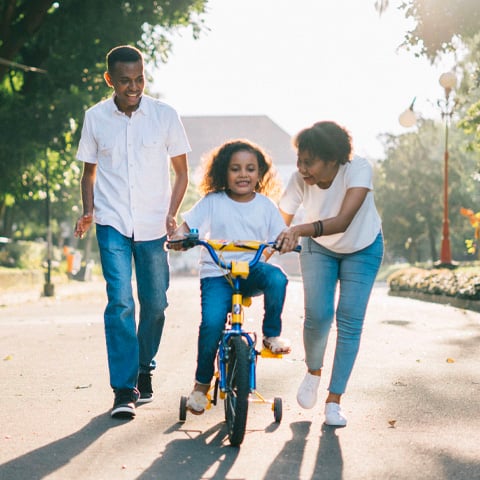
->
[194,237,270,395]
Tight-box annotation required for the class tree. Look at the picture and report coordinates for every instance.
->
[0,0,208,239]
[399,0,480,60]
[375,1,480,156]
[375,0,480,59]
[376,118,479,264]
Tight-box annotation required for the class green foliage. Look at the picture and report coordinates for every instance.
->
[455,34,480,154]
[0,240,46,269]
[375,117,480,264]
[387,1,480,156]
[398,0,480,60]
[0,0,208,240]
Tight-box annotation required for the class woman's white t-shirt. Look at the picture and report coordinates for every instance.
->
[279,155,382,253]
[182,191,287,278]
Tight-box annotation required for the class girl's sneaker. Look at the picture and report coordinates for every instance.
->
[263,336,291,354]
[186,390,209,415]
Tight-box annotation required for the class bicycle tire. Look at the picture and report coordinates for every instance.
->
[224,335,250,446]
[273,397,282,423]
[179,395,187,422]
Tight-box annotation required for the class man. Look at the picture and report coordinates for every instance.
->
[74,45,190,419]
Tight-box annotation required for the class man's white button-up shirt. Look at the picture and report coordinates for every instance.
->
[76,95,191,240]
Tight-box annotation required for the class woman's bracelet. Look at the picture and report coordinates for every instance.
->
[313,220,323,237]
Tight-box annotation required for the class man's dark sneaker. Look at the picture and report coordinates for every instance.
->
[111,388,138,419]
[137,372,154,404]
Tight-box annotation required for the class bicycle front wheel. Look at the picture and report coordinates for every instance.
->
[224,335,250,446]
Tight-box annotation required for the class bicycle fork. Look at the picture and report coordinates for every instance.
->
[218,291,257,394]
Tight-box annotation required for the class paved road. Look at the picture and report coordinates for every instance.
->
[0,276,479,480]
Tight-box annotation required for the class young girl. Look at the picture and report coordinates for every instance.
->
[170,139,291,414]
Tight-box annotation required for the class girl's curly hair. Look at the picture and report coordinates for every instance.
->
[199,139,282,199]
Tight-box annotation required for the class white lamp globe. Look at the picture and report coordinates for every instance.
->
[439,71,457,91]
[399,108,416,128]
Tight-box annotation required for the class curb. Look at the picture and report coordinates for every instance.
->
[388,289,480,313]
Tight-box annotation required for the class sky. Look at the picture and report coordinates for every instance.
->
[151,0,456,159]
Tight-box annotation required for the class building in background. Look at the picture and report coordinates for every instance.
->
[181,115,296,186]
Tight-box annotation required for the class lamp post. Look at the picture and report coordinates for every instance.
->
[437,71,457,267]
[398,72,457,267]
[399,97,417,128]
[44,155,55,297]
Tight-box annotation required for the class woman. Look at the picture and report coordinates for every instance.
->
[276,121,383,426]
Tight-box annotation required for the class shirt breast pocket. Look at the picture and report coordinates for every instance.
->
[97,139,120,170]
[141,131,166,162]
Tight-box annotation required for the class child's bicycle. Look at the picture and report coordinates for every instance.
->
[167,229,300,446]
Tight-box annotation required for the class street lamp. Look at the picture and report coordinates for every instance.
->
[399,71,457,267]
[44,155,55,297]
[437,71,457,267]
[399,97,417,128]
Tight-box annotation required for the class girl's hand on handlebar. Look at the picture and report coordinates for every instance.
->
[167,222,191,250]
[166,235,188,251]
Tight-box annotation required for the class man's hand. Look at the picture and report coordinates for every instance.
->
[166,214,177,237]
[74,214,93,239]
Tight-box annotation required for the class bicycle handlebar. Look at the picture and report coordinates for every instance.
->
[166,229,301,271]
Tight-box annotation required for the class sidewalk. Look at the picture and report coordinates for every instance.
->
[1,277,479,479]
[0,275,106,307]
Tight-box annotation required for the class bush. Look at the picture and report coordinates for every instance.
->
[0,240,48,269]
[387,265,480,300]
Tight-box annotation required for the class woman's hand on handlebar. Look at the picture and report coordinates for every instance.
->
[275,227,301,254]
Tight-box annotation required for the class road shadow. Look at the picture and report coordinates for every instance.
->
[263,421,343,480]
[136,422,239,480]
[312,424,343,479]
[0,413,122,479]
[263,421,311,479]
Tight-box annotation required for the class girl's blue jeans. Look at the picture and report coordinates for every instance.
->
[300,233,384,394]
[96,224,169,391]
[195,262,288,385]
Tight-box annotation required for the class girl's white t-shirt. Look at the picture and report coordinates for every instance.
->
[279,155,382,253]
[182,191,287,278]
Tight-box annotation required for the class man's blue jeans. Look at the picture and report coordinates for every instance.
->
[300,233,384,394]
[96,225,169,391]
[195,262,288,385]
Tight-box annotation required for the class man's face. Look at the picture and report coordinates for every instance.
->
[104,60,145,114]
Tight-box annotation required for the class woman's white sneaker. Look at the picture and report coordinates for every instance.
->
[324,402,347,426]
[296,372,321,409]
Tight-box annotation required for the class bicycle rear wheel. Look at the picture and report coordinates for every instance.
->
[224,335,250,446]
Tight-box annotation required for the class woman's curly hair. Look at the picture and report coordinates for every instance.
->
[199,139,282,199]
[294,121,352,165]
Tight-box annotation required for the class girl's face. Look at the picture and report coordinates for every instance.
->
[226,150,260,202]
[297,150,339,189]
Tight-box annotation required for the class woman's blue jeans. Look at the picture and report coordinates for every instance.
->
[300,233,384,394]
[195,262,288,385]
[96,225,169,391]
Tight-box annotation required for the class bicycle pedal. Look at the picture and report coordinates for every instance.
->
[260,348,283,359]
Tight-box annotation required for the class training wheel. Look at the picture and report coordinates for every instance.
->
[179,395,188,422]
[273,397,282,423]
